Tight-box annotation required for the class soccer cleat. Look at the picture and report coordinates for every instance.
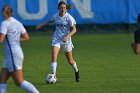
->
[75,70,80,82]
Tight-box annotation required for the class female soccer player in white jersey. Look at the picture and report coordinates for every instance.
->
[36,1,80,82]
[0,5,39,93]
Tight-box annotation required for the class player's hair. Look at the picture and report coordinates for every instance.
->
[2,5,13,19]
[58,0,72,10]
[137,13,140,23]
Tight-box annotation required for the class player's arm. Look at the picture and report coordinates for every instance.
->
[35,19,54,29]
[131,43,140,55]
[0,22,7,43]
[0,33,5,43]
[63,25,76,42]
[20,32,30,42]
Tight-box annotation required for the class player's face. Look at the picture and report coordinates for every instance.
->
[2,7,9,19]
[59,4,66,15]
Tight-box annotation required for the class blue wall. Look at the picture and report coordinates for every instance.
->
[0,0,140,25]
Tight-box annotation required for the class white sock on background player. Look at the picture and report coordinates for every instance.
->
[72,62,78,72]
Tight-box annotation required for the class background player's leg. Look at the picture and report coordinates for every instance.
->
[65,51,80,82]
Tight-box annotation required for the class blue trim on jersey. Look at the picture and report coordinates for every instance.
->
[6,36,16,71]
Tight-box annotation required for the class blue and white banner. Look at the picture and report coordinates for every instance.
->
[0,0,140,25]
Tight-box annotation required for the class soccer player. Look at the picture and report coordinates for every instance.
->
[131,14,140,55]
[36,0,80,82]
[0,5,39,93]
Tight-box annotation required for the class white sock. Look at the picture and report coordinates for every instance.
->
[72,62,79,72]
[51,62,57,75]
[0,84,7,93]
[20,80,39,93]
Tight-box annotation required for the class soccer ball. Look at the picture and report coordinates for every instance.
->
[46,74,57,84]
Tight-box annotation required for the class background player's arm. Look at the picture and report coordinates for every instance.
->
[63,25,76,42]
[20,32,30,42]
[35,19,54,29]
[0,33,5,43]
[131,43,140,55]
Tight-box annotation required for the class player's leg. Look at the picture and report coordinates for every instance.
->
[65,51,80,82]
[62,41,80,82]
[10,56,39,93]
[11,69,39,93]
[65,51,77,70]
[0,68,10,93]
[51,46,60,75]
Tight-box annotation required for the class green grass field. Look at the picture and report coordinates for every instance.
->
[0,33,140,93]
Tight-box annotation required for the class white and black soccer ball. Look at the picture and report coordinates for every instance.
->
[46,74,57,84]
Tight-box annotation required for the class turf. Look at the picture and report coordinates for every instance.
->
[0,33,140,93]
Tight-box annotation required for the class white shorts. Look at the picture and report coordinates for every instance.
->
[2,56,23,72]
[53,41,74,52]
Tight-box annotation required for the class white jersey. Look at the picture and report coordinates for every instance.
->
[0,17,26,61]
[51,12,76,46]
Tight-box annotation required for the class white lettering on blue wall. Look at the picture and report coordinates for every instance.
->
[72,0,93,18]
[17,0,48,20]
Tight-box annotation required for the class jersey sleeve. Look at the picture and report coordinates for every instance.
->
[0,22,8,35]
[68,14,76,27]
[20,23,26,34]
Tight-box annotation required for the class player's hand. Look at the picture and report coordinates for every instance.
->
[35,25,42,29]
[63,36,69,42]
